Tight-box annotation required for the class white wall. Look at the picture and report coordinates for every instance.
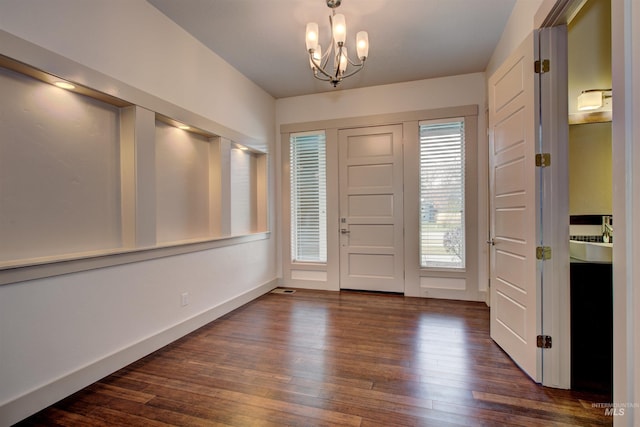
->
[230,148,255,235]
[486,0,545,78]
[0,0,274,144]
[155,122,212,243]
[567,0,611,115]
[276,73,489,299]
[0,1,276,424]
[0,68,122,262]
[277,74,486,125]
[569,122,612,215]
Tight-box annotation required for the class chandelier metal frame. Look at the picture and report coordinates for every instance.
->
[305,0,369,87]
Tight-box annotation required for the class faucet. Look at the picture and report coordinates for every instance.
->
[602,215,613,243]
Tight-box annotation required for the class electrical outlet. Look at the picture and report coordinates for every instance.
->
[181,292,189,307]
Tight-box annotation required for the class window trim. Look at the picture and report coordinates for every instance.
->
[280,104,479,298]
[288,130,327,264]
[418,117,467,270]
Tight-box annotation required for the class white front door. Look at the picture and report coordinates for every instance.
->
[338,125,404,293]
[488,32,540,382]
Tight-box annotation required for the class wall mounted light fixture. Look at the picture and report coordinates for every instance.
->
[53,81,76,90]
[577,89,612,111]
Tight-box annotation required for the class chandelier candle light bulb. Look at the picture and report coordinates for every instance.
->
[332,14,346,44]
[338,47,348,74]
[356,31,369,60]
[306,22,319,50]
[309,44,322,69]
[305,0,369,87]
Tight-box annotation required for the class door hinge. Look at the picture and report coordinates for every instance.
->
[537,335,552,349]
[536,246,552,260]
[534,59,550,74]
[535,153,551,167]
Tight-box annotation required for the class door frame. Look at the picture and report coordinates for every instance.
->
[403,110,480,301]
[280,105,481,298]
[337,124,405,293]
[536,25,570,389]
[535,0,585,390]
[610,0,640,417]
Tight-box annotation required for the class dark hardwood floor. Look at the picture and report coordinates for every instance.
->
[18,289,612,426]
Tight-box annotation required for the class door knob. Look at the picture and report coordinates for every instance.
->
[486,238,495,246]
[341,228,350,234]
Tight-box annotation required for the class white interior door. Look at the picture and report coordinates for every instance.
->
[488,32,540,382]
[338,125,404,293]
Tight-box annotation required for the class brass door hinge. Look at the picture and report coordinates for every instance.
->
[536,246,551,260]
[535,153,551,167]
[534,59,550,74]
[537,335,552,349]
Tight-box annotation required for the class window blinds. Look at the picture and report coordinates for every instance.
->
[290,131,327,263]
[419,120,465,269]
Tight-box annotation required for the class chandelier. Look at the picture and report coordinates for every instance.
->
[305,0,369,87]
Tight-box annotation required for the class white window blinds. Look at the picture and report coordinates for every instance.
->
[419,119,465,269]
[290,131,327,263]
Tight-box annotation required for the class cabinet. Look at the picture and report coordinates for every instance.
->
[570,261,613,395]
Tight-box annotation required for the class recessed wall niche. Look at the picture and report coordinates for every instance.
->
[155,121,213,244]
[0,66,122,264]
[230,145,268,235]
[154,121,269,243]
[0,54,269,279]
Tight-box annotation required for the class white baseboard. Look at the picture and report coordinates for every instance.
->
[479,290,489,306]
[418,287,486,302]
[0,278,278,426]
[279,278,340,291]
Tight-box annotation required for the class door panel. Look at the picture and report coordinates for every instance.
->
[489,32,539,382]
[348,254,395,277]
[347,134,394,157]
[495,209,526,241]
[339,125,404,293]
[347,164,394,189]
[495,251,526,291]
[349,224,394,247]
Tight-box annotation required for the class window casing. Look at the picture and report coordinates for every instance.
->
[419,119,465,269]
[290,131,327,263]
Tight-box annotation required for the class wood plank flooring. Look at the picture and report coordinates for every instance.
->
[18,289,612,426]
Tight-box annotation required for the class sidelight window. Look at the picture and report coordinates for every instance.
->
[290,131,327,263]
[419,119,465,269]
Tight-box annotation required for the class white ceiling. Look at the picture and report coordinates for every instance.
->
[147,0,517,99]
